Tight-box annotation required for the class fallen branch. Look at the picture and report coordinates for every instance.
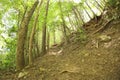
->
[92,18,114,34]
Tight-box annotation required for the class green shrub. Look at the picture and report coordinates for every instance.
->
[0,52,15,70]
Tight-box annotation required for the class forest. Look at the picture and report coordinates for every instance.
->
[0,0,120,80]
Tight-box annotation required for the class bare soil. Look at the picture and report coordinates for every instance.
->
[0,19,120,80]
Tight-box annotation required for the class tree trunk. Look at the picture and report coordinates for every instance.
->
[41,0,50,55]
[94,0,104,11]
[72,8,82,28]
[82,5,92,19]
[101,0,106,7]
[53,29,56,44]
[73,7,85,32]
[85,1,96,17]
[33,39,37,59]
[46,29,50,51]
[37,31,40,56]
[16,0,39,70]
[93,2,103,13]
[74,7,85,24]
[72,9,80,30]
[67,14,75,30]
[28,0,43,65]
[59,0,69,43]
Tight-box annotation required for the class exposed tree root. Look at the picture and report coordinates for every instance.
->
[92,18,113,34]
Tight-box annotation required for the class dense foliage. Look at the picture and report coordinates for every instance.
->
[0,0,119,70]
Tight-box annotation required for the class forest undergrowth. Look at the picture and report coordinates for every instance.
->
[1,14,120,80]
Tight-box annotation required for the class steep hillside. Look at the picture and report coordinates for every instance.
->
[1,16,120,80]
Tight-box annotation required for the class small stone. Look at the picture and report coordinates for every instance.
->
[118,37,120,41]
[84,53,89,57]
[39,67,46,72]
[18,71,28,78]
[97,54,101,56]
[104,42,112,48]
[99,35,111,42]
[82,59,84,62]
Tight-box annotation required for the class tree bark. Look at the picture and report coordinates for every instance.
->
[67,13,75,30]
[73,7,85,32]
[94,3,103,13]
[59,0,69,43]
[74,7,85,24]
[85,1,96,17]
[94,0,104,11]
[82,5,92,19]
[41,0,50,55]
[46,29,50,51]
[53,29,56,44]
[28,1,43,65]
[72,8,83,30]
[16,0,39,70]
[36,30,40,56]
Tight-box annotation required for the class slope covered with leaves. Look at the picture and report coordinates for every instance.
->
[1,11,120,80]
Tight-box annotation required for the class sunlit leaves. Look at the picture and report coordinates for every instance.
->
[0,0,113,70]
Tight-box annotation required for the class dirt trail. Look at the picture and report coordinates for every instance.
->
[1,19,120,80]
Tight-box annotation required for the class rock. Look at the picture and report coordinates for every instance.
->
[118,37,120,41]
[97,53,101,56]
[91,39,99,48]
[98,35,111,42]
[39,67,46,72]
[84,53,89,57]
[18,71,28,78]
[82,59,84,62]
[104,42,112,48]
